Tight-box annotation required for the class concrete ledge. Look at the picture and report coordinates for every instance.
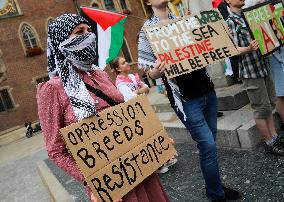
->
[152,103,173,113]
[163,122,193,144]
[216,84,249,111]
[212,75,234,88]
[237,119,263,149]
[37,161,73,202]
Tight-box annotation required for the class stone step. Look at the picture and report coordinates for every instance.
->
[0,127,26,146]
[159,106,282,149]
[0,122,40,146]
[215,84,249,111]
[151,84,249,113]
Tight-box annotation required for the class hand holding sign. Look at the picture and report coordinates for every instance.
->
[249,40,260,51]
[60,96,176,202]
[242,0,284,56]
[149,59,167,79]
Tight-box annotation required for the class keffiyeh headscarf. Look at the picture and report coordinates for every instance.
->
[47,13,98,120]
[138,13,187,121]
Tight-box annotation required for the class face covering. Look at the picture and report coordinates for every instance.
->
[59,32,98,71]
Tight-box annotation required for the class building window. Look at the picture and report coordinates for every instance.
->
[119,0,127,9]
[46,17,54,33]
[0,49,7,83]
[0,0,21,19]
[19,22,42,57]
[122,38,132,63]
[0,88,15,112]
[168,0,185,17]
[90,0,102,9]
[20,23,38,49]
[104,0,116,11]
[33,75,49,85]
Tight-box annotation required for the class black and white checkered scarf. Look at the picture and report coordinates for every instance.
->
[47,13,97,120]
[138,13,187,121]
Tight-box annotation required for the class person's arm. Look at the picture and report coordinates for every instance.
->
[134,73,150,95]
[238,40,259,55]
[148,60,167,79]
[36,82,85,183]
[117,83,138,101]
[226,18,259,56]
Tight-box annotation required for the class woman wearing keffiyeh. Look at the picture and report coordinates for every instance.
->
[37,13,169,202]
[138,1,241,202]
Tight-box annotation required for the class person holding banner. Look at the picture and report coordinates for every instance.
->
[37,13,170,202]
[138,0,241,201]
[225,0,284,155]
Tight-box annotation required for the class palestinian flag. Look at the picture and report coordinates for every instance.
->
[81,6,127,70]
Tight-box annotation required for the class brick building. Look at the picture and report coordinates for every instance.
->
[0,0,186,132]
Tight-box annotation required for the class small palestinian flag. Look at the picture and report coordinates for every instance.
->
[81,6,127,70]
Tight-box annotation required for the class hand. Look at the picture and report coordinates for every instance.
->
[249,40,259,51]
[91,193,122,202]
[153,59,166,74]
[90,193,98,202]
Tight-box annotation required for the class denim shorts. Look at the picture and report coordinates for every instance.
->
[270,51,284,97]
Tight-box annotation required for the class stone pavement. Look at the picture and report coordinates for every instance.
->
[0,134,50,202]
[44,142,284,202]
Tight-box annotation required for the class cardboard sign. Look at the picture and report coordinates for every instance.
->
[60,96,176,202]
[242,0,284,56]
[143,10,239,79]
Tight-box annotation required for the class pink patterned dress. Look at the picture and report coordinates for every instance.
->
[36,70,169,202]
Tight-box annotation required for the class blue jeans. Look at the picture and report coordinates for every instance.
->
[175,91,224,199]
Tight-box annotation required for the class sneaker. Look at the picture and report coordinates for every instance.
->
[266,141,284,156]
[165,158,178,168]
[157,165,169,174]
[217,111,223,118]
[276,135,284,146]
[281,123,284,131]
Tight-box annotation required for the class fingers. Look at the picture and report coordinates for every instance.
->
[154,59,166,73]
[249,40,259,51]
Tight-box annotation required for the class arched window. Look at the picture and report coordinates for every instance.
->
[0,87,15,112]
[90,0,102,9]
[121,38,132,63]
[0,50,7,83]
[46,17,55,33]
[47,17,54,26]
[19,22,42,56]
[119,0,128,9]
[168,0,185,17]
[104,0,116,11]
[20,23,38,49]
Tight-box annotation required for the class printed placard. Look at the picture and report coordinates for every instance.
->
[242,0,284,56]
[60,96,176,202]
[143,10,239,79]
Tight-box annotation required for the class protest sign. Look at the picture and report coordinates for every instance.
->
[242,0,284,56]
[60,96,176,202]
[143,10,239,79]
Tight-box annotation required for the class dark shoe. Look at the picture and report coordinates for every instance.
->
[207,186,240,201]
[223,186,241,200]
[281,123,284,131]
[276,135,284,146]
[217,111,224,118]
[266,141,284,156]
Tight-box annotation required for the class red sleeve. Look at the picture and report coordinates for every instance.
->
[36,82,85,183]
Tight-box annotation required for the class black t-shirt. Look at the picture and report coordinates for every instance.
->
[163,68,214,104]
